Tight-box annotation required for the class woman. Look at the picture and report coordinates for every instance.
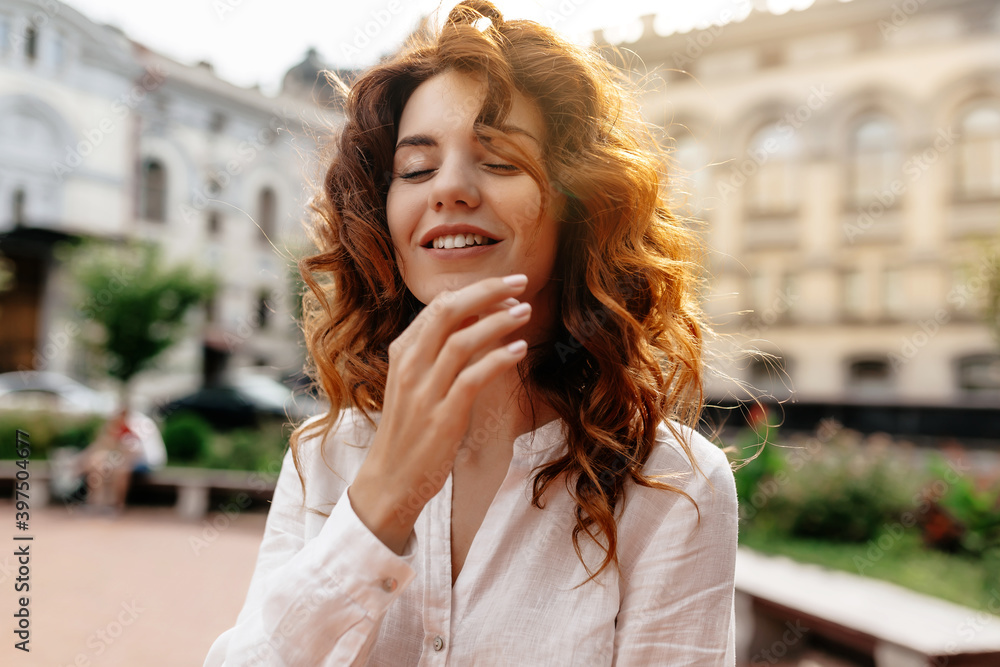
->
[205,2,737,665]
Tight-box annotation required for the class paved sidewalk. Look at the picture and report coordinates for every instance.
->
[0,499,268,667]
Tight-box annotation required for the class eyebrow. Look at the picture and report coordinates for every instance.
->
[395,125,541,150]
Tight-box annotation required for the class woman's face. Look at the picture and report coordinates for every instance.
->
[386,69,561,308]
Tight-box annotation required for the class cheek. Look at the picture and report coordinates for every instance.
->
[497,180,543,227]
[385,190,415,241]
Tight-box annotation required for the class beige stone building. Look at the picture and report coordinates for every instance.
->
[607,0,1000,432]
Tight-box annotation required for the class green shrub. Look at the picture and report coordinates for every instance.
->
[196,421,287,472]
[162,412,213,463]
[0,410,104,459]
[734,426,920,543]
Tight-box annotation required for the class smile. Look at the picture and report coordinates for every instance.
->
[424,233,500,249]
[422,239,503,258]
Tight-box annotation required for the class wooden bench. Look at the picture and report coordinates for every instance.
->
[0,460,276,520]
[736,548,1000,666]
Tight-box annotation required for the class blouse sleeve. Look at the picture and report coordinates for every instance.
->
[612,435,739,667]
[203,446,419,667]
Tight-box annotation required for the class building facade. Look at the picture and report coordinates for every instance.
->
[0,0,339,407]
[607,0,1000,425]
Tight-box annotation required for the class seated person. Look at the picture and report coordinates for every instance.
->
[74,407,166,514]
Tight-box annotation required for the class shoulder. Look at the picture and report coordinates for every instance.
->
[628,420,737,518]
[615,421,738,567]
[651,421,734,490]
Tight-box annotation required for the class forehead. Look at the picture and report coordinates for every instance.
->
[396,69,544,144]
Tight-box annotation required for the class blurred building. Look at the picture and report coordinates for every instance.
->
[613,0,1000,434]
[0,0,342,406]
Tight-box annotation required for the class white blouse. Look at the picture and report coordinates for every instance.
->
[204,407,738,666]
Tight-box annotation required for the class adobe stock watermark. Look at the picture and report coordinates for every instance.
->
[877,0,930,39]
[189,493,254,556]
[716,84,833,203]
[58,600,145,667]
[391,404,507,523]
[51,66,168,180]
[179,114,286,224]
[8,0,60,54]
[844,126,958,243]
[669,1,752,70]
[337,0,406,62]
[751,619,810,666]
[887,253,998,370]
[852,456,970,575]
[739,419,842,522]
[740,287,799,340]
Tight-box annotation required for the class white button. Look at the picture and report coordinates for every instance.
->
[433,635,445,651]
[381,577,397,593]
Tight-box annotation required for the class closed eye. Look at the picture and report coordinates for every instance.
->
[397,164,519,180]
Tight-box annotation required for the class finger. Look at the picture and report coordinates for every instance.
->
[442,337,528,417]
[424,301,531,397]
[391,275,527,361]
[458,297,520,331]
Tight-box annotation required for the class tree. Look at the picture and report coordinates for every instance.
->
[61,240,216,403]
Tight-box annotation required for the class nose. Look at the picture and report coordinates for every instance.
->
[430,158,481,211]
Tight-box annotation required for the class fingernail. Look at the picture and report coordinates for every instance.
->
[508,302,531,318]
[507,340,527,355]
[500,298,520,307]
[503,274,528,287]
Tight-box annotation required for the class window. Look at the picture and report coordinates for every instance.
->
[882,268,905,319]
[256,289,272,329]
[140,160,167,221]
[747,353,791,397]
[957,354,1000,392]
[209,111,227,134]
[780,272,798,319]
[0,17,9,57]
[671,135,710,212]
[51,31,64,69]
[257,187,275,241]
[956,105,1000,200]
[842,269,865,319]
[848,115,900,206]
[847,357,893,397]
[745,122,800,216]
[24,25,36,62]
[12,188,25,224]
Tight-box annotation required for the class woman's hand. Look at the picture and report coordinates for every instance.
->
[347,274,532,554]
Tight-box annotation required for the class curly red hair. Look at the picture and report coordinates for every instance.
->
[293,0,709,585]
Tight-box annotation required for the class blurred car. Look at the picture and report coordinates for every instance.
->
[157,372,325,430]
[0,371,117,415]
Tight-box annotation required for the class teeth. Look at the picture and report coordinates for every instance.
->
[432,233,494,249]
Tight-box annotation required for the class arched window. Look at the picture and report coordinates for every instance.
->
[12,188,25,224]
[744,122,800,217]
[956,104,1000,200]
[24,25,36,62]
[848,114,900,206]
[140,159,167,222]
[257,187,275,241]
[207,211,221,236]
